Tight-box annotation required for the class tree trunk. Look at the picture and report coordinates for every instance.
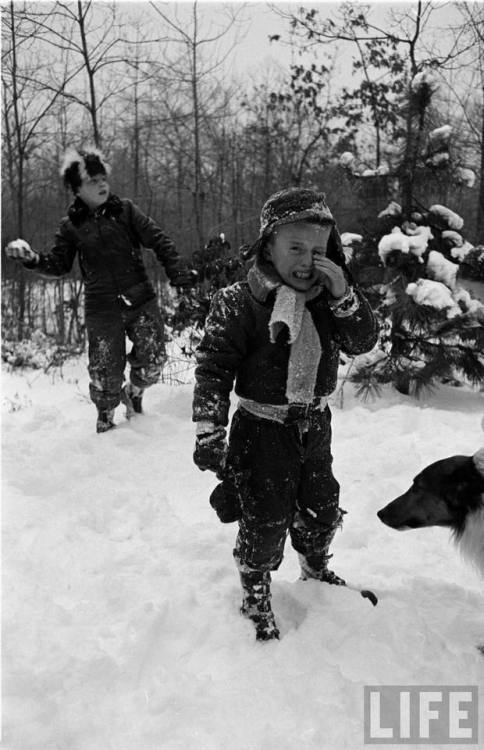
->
[77,0,100,146]
[476,96,484,243]
[191,4,204,249]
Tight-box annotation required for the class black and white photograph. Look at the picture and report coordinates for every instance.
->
[2,0,483,747]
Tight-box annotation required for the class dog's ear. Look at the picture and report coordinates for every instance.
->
[418,455,468,489]
[447,457,484,529]
[418,456,481,533]
[453,457,484,494]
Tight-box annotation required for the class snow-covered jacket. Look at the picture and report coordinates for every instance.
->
[193,260,379,426]
[26,194,188,313]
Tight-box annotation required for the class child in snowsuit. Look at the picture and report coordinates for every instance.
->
[5,146,196,433]
[192,187,378,641]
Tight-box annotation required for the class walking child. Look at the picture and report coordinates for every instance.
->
[192,187,379,641]
[5,146,196,433]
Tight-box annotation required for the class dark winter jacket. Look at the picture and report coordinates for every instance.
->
[25,194,190,314]
[193,261,379,426]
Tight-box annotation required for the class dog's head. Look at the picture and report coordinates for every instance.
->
[377,453,484,535]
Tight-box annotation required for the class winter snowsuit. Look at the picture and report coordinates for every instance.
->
[193,259,379,572]
[25,194,189,409]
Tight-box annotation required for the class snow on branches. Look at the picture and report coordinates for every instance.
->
[406,278,461,316]
[428,204,464,231]
[349,198,483,397]
[426,250,458,289]
[378,224,432,264]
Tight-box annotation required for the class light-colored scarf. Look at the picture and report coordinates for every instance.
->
[269,285,322,404]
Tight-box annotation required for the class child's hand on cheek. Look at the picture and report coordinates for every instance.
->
[313,253,348,299]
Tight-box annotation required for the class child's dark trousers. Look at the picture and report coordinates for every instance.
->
[222,406,341,571]
[86,298,166,410]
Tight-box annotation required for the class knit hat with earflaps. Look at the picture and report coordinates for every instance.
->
[242,186,349,274]
[60,146,111,192]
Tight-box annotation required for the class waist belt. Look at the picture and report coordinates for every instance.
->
[238,396,328,425]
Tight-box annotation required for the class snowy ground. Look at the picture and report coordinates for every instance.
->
[2,356,483,750]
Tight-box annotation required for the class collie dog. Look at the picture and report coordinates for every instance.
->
[377,449,484,577]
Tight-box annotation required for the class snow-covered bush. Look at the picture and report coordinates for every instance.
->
[455,167,476,188]
[348,200,483,397]
[406,278,460,315]
[426,251,458,289]
[339,151,355,168]
[1,330,82,371]
[428,204,464,231]
[166,234,246,356]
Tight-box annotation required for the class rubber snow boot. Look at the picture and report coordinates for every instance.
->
[240,570,280,642]
[121,384,144,419]
[299,553,346,585]
[298,518,346,585]
[96,408,115,434]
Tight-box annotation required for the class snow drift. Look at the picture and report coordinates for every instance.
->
[2,360,483,750]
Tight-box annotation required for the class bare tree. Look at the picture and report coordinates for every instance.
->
[149,1,246,248]
[22,1,131,146]
[457,2,484,242]
[276,1,477,216]
[1,1,81,337]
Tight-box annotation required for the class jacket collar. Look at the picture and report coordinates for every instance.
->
[247,258,281,303]
[247,258,323,304]
[68,193,123,226]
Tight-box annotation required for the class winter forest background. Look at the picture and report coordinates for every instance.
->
[2,0,483,395]
[2,4,484,748]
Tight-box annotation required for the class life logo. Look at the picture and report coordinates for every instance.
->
[364,685,478,744]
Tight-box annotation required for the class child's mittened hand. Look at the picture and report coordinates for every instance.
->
[5,239,38,263]
[172,267,198,290]
[313,253,348,299]
[193,426,228,475]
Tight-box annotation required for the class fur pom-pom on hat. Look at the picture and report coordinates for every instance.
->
[60,146,111,191]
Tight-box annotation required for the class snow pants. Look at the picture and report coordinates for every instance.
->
[223,406,341,572]
[86,298,166,410]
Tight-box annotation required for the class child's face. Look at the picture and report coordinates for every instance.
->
[268,221,332,291]
[77,173,109,209]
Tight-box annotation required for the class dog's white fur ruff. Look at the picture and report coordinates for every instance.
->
[473,447,484,477]
[456,448,484,577]
[457,504,484,577]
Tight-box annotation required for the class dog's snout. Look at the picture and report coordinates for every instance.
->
[377,504,402,529]
[377,492,414,529]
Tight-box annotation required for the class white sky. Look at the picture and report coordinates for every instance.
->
[115,1,469,88]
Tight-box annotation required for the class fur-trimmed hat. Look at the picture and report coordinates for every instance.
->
[242,187,336,261]
[242,187,347,272]
[60,146,111,192]
[260,187,335,235]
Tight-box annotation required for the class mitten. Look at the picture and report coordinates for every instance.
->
[171,267,198,290]
[5,239,39,264]
[209,480,241,523]
[193,423,227,476]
